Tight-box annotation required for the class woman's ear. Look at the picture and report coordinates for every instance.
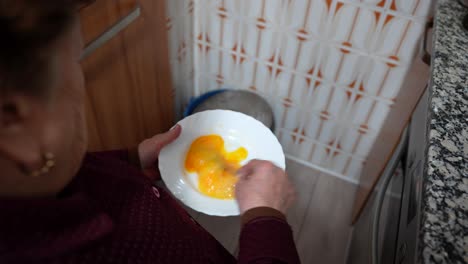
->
[0,95,42,173]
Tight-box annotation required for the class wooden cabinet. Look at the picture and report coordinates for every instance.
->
[79,0,174,151]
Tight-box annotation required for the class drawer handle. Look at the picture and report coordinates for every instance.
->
[371,127,409,264]
[421,19,434,66]
[81,6,141,59]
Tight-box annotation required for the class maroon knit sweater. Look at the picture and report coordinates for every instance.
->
[0,151,300,264]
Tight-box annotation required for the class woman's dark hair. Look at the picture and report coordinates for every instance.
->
[0,0,88,97]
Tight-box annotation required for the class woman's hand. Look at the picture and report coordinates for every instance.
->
[235,160,296,215]
[138,125,181,179]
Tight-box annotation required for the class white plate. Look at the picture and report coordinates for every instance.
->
[159,110,285,216]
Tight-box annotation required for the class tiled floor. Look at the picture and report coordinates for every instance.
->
[182,159,358,263]
[292,162,357,264]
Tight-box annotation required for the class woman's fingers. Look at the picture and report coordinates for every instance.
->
[236,159,263,180]
[235,160,295,215]
[154,124,181,152]
[138,124,182,169]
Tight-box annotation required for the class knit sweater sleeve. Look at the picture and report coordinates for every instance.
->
[238,208,300,264]
[89,148,141,169]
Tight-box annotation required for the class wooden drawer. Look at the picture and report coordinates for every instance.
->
[78,0,174,151]
[80,0,138,44]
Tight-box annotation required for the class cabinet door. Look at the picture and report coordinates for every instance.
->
[351,57,430,223]
[80,0,174,151]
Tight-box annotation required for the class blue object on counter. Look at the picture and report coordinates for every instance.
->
[183,89,228,117]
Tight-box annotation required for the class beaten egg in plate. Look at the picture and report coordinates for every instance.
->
[159,109,285,216]
[184,134,248,199]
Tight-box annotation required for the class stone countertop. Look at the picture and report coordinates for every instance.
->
[419,0,468,263]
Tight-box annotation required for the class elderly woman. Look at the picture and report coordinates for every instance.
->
[0,1,299,263]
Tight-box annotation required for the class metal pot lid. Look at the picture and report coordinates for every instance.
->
[192,90,274,130]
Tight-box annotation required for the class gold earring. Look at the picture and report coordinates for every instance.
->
[29,152,56,177]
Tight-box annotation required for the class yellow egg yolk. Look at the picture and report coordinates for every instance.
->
[184,135,248,199]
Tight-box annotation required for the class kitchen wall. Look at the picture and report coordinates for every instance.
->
[166,0,433,182]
